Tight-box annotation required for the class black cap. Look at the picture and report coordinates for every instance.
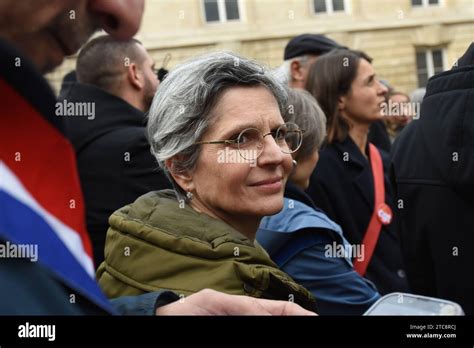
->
[284,34,344,60]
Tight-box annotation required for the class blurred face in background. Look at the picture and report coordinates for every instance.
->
[386,93,412,127]
[0,0,144,72]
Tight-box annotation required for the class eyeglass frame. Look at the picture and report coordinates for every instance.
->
[193,122,305,160]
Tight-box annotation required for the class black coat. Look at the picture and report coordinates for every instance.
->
[369,120,391,153]
[60,83,172,266]
[306,136,409,294]
[391,42,474,315]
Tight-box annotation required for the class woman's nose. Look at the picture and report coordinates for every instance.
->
[377,79,389,95]
[257,134,285,166]
[88,0,145,40]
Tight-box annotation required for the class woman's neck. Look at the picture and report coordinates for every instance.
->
[189,199,259,241]
[348,122,370,158]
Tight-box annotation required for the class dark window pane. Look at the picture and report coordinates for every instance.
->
[416,52,426,69]
[432,50,443,69]
[204,0,219,22]
[416,51,429,87]
[314,0,327,13]
[411,0,422,6]
[428,0,439,4]
[225,0,240,20]
[417,73,428,88]
[332,0,345,12]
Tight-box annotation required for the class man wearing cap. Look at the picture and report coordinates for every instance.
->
[278,34,392,152]
[276,33,343,89]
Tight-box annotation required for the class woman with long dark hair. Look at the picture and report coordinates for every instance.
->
[305,49,409,294]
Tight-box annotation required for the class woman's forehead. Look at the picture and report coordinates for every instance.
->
[356,59,375,79]
[208,87,283,132]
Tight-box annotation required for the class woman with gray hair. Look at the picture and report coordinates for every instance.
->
[96,52,316,311]
[257,89,380,315]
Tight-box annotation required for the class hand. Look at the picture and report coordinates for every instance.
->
[155,288,317,315]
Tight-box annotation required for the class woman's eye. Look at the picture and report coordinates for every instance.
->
[274,130,286,140]
[238,134,251,144]
[228,134,240,142]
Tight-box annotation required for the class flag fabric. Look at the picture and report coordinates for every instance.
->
[0,40,112,312]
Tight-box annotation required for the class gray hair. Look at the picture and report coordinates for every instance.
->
[283,89,326,160]
[273,54,314,87]
[147,51,288,201]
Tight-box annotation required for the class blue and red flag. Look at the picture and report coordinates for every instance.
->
[0,42,112,312]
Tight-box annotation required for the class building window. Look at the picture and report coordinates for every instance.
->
[203,0,240,23]
[313,0,347,14]
[416,48,445,87]
[411,0,440,7]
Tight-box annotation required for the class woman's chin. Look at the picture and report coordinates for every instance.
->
[252,197,284,217]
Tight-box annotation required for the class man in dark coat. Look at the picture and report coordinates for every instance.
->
[59,36,172,266]
[391,42,474,315]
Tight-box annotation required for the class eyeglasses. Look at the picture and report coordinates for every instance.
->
[194,122,304,161]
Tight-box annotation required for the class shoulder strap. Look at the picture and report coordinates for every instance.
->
[353,143,392,276]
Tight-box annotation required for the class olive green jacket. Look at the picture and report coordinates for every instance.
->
[97,190,316,311]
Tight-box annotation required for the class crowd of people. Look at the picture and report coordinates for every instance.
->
[1,0,473,316]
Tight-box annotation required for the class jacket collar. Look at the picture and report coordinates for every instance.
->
[330,135,369,169]
[284,181,317,209]
[116,189,260,250]
[331,136,374,210]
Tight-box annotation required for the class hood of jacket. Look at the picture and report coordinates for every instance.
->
[97,190,316,310]
[392,43,474,203]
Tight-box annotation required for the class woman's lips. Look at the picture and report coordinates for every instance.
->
[250,178,283,193]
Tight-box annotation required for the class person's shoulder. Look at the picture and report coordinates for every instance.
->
[267,198,343,235]
[319,142,348,166]
[312,144,346,181]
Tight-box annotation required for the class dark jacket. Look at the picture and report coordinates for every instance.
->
[258,182,380,315]
[306,136,409,294]
[369,120,391,153]
[0,39,176,316]
[59,83,172,266]
[391,42,474,315]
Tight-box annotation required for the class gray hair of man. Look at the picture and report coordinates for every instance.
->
[283,89,326,161]
[273,54,314,86]
[147,51,289,202]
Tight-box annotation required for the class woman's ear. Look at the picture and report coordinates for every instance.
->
[165,157,195,192]
[338,95,347,112]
